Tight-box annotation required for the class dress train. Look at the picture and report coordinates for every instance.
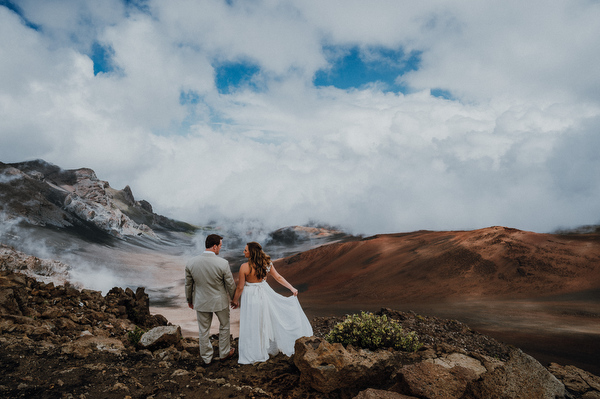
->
[238,280,313,364]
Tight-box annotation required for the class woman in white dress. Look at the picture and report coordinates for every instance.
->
[231,242,313,364]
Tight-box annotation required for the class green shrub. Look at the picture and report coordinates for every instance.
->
[325,311,422,352]
[127,326,145,346]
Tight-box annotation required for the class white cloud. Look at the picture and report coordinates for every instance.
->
[401,1,600,103]
[1,1,600,236]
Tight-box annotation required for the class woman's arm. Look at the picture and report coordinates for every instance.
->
[231,262,249,308]
[268,264,298,296]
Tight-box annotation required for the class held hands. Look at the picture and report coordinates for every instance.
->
[231,300,239,309]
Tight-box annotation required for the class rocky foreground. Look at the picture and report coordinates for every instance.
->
[1,279,599,399]
[1,258,600,398]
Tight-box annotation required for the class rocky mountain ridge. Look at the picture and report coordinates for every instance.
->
[2,246,600,398]
[0,159,195,241]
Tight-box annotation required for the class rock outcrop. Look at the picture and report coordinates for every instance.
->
[0,159,195,240]
[294,336,398,393]
[139,325,183,350]
[397,360,479,399]
[548,363,600,399]
[0,243,71,286]
[461,348,566,399]
[62,168,158,238]
[293,335,584,399]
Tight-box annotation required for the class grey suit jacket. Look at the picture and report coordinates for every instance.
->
[185,252,236,312]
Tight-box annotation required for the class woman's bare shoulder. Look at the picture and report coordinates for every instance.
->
[237,262,250,276]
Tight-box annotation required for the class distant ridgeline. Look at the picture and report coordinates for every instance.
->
[552,224,600,234]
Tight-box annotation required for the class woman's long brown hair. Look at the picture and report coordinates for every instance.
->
[247,241,271,280]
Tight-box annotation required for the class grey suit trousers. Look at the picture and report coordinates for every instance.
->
[196,307,231,364]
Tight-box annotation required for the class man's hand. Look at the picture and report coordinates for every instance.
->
[230,300,239,309]
[188,303,194,309]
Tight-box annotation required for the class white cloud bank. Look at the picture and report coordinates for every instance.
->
[1,0,600,235]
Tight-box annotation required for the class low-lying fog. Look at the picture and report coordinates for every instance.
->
[0,219,346,338]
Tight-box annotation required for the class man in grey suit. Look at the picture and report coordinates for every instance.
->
[185,234,236,364]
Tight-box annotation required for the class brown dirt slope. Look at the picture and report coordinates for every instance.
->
[274,226,600,308]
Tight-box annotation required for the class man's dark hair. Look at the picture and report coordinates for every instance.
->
[205,234,223,249]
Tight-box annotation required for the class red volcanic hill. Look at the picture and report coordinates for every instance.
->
[273,226,600,310]
[273,226,600,375]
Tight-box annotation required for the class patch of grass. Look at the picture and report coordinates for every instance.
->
[127,326,145,346]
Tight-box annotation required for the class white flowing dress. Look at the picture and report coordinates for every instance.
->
[238,270,313,364]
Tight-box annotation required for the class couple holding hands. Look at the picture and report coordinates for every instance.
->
[185,234,313,365]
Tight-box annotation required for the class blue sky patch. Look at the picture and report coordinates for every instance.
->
[431,88,454,100]
[90,42,118,75]
[314,46,421,93]
[214,60,261,94]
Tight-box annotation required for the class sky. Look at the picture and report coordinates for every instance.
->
[1,0,600,236]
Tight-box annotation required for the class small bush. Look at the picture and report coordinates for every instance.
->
[325,311,422,352]
[127,326,145,346]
